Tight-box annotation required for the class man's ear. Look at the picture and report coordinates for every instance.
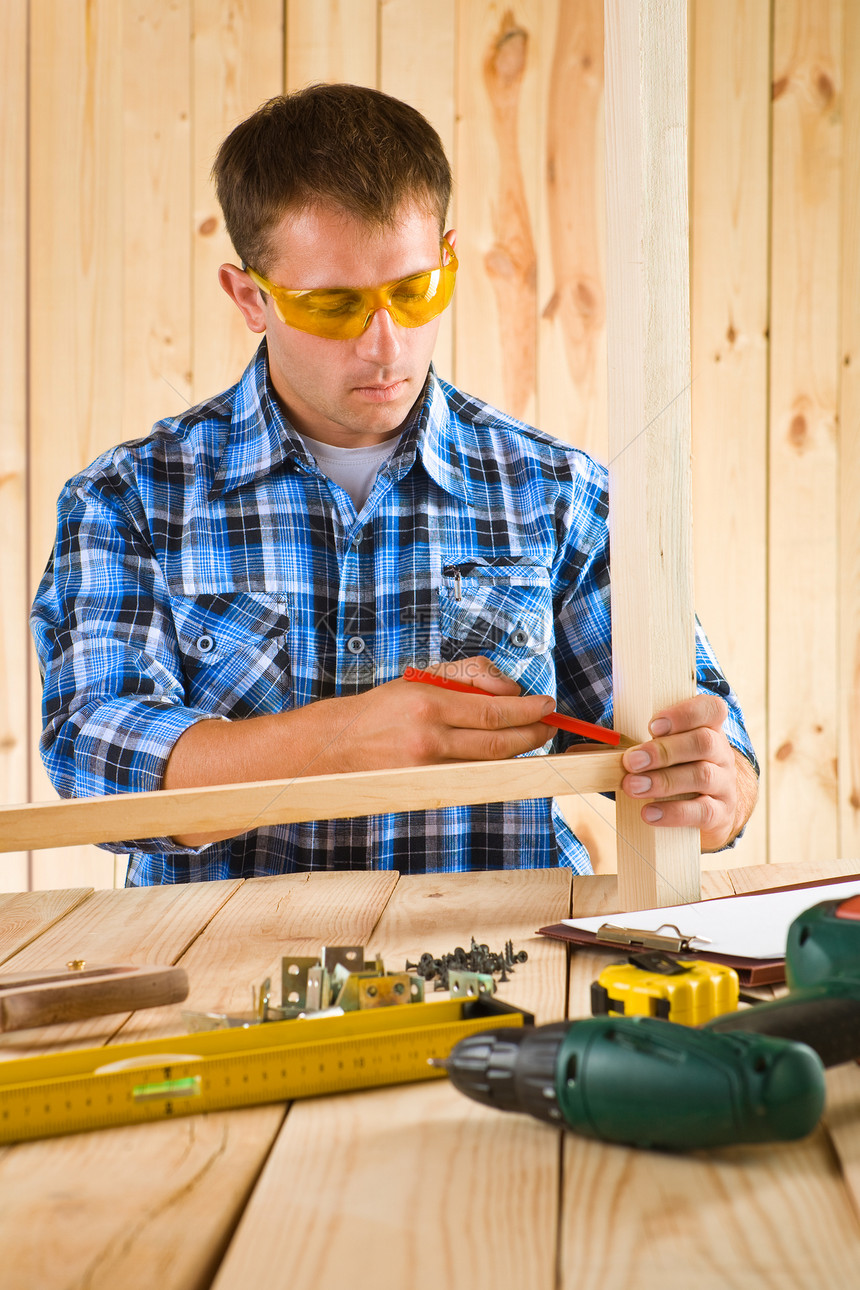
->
[444,228,457,253]
[218,264,268,334]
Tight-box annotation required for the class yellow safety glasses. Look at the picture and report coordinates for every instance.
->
[245,238,458,340]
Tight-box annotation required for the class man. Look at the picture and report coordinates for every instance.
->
[31,84,758,885]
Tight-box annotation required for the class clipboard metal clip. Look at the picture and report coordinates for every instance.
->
[596,923,711,955]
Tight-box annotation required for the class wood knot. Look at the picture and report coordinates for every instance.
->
[726,322,737,345]
[489,14,528,85]
[775,741,794,761]
[485,245,517,280]
[788,414,808,449]
[772,75,789,100]
[575,279,597,317]
[851,790,860,812]
[542,289,560,321]
[198,216,218,237]
[815,70,835,107]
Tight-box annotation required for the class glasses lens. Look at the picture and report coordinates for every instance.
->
[260,241,457,340]
[282,288,367,338]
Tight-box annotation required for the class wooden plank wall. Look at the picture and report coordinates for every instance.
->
[2,0,858,890]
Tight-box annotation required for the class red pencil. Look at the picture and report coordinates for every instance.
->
[402,667,621,747]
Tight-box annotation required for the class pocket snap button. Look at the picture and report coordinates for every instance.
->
[510,627,530,648]
[346,635,366,655]
[195,634,215,654]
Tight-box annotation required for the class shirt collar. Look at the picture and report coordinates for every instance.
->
[209,343,470,503]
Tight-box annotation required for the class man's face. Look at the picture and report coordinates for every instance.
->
[221,203,454,448]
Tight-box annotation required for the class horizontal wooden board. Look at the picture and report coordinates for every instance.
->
[0,750,624,853]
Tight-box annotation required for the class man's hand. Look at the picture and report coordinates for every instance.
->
[620,694,758,852]
[163,656,553,844]
[339,656,554,769]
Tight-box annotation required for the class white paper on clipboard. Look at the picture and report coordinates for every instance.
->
[562,879,860,961]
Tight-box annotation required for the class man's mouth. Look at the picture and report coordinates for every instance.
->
[353,379,407,402]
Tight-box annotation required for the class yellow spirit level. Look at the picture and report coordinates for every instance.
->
[0,994,529,1144]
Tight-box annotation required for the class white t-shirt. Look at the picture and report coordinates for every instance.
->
[296,432,402,511]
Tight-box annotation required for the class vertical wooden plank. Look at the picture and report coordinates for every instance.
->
[839,0,860,857]
[28,0,124,891]
[122,1,193,433]
[210,870,570,1290]
[0,873,398,1290]
[689,0,771,866]
[538,0,606,457]
[769,0,842,866]
[455,1,541,421]
[379,0,457,379]
[537,0,611,869]
[0,0,30,893]
[285,0,378,90]
[604,0,700,908]
[192,0,284,403]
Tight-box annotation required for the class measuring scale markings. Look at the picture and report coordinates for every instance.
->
[0,999,528,1141]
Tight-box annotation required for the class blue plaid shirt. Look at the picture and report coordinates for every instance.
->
[31,343,757,884]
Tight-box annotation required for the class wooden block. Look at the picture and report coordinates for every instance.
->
[604,0,700,909]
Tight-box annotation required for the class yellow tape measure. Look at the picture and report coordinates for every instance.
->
[0,996,527,1144]
[591,955,739,1026]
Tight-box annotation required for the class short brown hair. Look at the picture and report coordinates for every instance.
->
[213,84,452,273]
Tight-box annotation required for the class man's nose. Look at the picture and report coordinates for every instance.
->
[355,307,401,364]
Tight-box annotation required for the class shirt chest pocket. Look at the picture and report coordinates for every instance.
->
[438,558,554,672]
[171,592,292,718]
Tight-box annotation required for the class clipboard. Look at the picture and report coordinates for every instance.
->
[539,871,860,985]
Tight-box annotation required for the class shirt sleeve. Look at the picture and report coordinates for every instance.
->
[30,470,227,855]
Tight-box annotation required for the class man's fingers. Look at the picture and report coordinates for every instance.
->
[640,795,726,834]
[648,693,728,737]
[437,722,554,762]
[622,724,730,775]
[429,690,554,732]
[416,655,522,696]
[623,755,725,802]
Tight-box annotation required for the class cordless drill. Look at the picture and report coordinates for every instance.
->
[438,896,860,1151]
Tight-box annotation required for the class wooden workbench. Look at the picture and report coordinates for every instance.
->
[2,858,860,1290]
